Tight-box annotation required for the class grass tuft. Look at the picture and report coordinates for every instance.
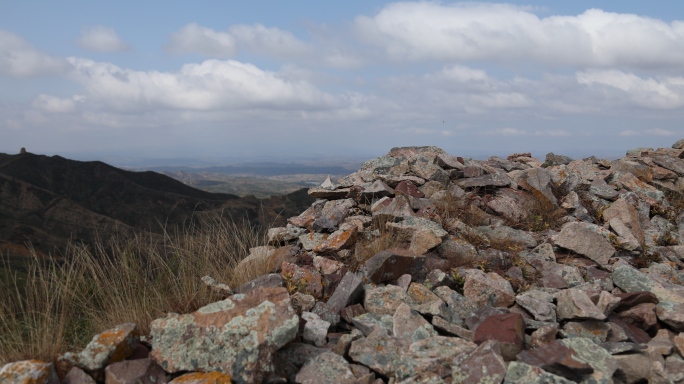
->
[0,217,267,365]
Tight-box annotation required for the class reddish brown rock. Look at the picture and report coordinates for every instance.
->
[617,302,657,332]
[473,313,525,361]
[104,358,167,384]
[340,304,366,323]
[62,367,95,384]
[395,180,424,198]
[608,315,652,344]
[614,291,659,312]
[364,248,426,283]
[516,340,593,381]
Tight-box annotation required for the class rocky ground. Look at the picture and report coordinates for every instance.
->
[5,141,684,383]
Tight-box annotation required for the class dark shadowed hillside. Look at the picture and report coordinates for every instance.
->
[0,151,314,258]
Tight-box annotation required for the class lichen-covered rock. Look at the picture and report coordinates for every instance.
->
[294,351,357,384]
[149,287,298,384]
[463,269,516,308]
[364,248,426,283]
[434,286,478,325]
[349,330,449,380]
[0,360,60,384]
[282,262,325,299]
[351,312,394,336]
[393,303,438,343]
[69,323,140,372]
[407,283,448,318]
[503,362,574,384]
[364,284,411,315]
[560,338,618,381]
[612,264,684,305]
[561,320,611,343]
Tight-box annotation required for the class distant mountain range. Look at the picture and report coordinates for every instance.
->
[135,162,355,177]
[0,152,314,258]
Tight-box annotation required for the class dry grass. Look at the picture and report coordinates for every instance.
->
[351,215,407,271]
[0,217,268,365]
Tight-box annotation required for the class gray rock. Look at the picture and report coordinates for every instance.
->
[295,351,357,384]
[556,289,606,321]
[326,271,364,313]
[352,313,394,336]
[553,222,615,265]
[516,292,557,322]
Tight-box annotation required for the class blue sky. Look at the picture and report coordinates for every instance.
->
[2,1,684,164]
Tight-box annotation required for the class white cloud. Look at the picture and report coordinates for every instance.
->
[534,129,571,136]
[165,23,310,60]
[0,30,69,77]
[498,128,527,136]
[66,57,339,111]
[646,128,677,136]
[32,94,84,113]
[619,130,640,136]
[77,26,130,52]
[165,23,237,57]
[577,70,684,109]
[354,3,684,69]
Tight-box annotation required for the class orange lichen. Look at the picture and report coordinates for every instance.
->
[170,371,232,384]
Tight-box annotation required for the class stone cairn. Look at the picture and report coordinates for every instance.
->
[5,141,684,384]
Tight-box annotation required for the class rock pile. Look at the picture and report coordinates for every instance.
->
[5,141,684,383]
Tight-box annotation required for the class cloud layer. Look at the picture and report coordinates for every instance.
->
[0,30,69,77]
[354,3,684,69]
[2,2,684,159]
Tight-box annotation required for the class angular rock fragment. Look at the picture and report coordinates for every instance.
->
[553,222,615,265]
[302,311,331,347]
[364,285,411,315]
[473,313,525,361]
[463,269,516,308]
[393,303,438,343]
[451,340,507,384]
[556,289,606,321]
[149,287,298,383]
